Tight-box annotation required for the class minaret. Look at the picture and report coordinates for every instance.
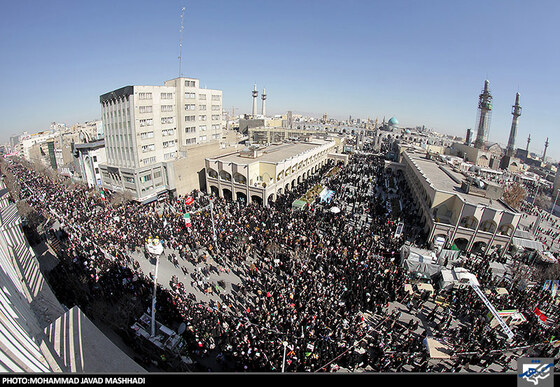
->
[526,134,531,153]
[252,84,258,117]
[543,138,549,161]
[506,92,522,157]
[474,80,493,149]
[261,88,267,116]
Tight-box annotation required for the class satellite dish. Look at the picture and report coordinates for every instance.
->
[178,322,186,335]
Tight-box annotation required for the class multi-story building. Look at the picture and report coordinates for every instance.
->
[98,77,224,202]
[0,178,145,372]
[398,149,522,256]
[72,140,106,188]
[205,139,338,206]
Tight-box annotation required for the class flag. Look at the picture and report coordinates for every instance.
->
[185,196,194,205]
[100,190,105,201]
[183,213,191,227]
[534,307,547,322]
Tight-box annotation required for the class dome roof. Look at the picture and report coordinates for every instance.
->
[388,117,399,126]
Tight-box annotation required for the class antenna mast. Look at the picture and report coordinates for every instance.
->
[178,6,185,78]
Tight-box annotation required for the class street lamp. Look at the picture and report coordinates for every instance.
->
[146,236,164,337]
[282,341,288,373]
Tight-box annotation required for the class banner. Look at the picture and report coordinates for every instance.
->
[185,196,194,205]
[534,307,547,322]
[394,222,404,238]
[552,281,559,299]
[183,213,191,227]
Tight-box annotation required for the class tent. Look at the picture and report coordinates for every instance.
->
[401,245,441,279]
[439,267,479,290]
[537,251,558,264]
[437,249,461,265]
[512,229,544,252]
[319,188,335,203]
[291,200,308,211]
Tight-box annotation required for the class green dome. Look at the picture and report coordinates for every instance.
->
[388,117,399,126]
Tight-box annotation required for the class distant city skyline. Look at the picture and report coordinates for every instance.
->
[1,0,558,162]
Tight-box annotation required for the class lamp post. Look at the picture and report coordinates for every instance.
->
[282,341,288,373]
[146,236,164,337]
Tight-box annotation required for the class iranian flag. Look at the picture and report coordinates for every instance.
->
[183,213,191,227]
[534,307,547,322]
[100,190,106,201]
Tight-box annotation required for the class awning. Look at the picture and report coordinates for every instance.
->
[512,237,544,251]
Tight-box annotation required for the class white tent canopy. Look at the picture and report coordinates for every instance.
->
[401,245,441,278]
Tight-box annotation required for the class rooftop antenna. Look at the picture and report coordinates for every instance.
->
[178,6,186,78]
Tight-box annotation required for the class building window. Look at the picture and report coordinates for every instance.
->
[185,126,196,133]
[163,140,177,148]
[211,105,220,111]
[211,95,221,101]
[199,94,206,100]
[161,117,174,124]
[164,151,177,160]
[142,156,156,165]
[140,131,154,139]
[185,138,196,145]
[199,115,207,121]
[212,115,220,121]
[139,106,153,113]
[138,92,152,100]
[185,104,196,110]
[142,144,155,152]
[185,92,196,99]
[199,135,207,142]
[185,115,195,122]
[161,105,174,112]
[161,92,173,99]
[162,128,175,136]
[199,105,207,110]
[185,80,196,87]
[212,124,220,130]
[199,125,207,131]
[139,119,153,127]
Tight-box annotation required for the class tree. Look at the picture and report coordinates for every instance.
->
[502,182,527,209]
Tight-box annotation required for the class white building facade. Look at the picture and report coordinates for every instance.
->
[98,77,223,202]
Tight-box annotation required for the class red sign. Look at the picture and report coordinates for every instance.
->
[185,196,194,205]
[534,307,547,322]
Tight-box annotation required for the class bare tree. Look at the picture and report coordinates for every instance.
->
[502,182,527,209]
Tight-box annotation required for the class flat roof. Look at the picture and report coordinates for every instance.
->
[407,152,512,211]
[209,141,331,165]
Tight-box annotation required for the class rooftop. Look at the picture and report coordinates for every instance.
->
[406,151,512,211]
[209,140,333,165]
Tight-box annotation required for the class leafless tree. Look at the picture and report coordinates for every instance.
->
[502,182,527,209]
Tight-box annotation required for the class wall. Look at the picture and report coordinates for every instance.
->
[171,141,239,196]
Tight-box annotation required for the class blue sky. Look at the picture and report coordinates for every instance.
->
[1,0,559,161]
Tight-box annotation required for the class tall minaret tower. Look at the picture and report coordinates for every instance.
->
[252,84,258,117]
[474,80,493,149]
[526,134,531,153]
[543,138,549,161]
[261,88,267,116]
[506,92,522,157]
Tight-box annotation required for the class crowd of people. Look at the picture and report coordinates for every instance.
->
[1,151,559,372]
